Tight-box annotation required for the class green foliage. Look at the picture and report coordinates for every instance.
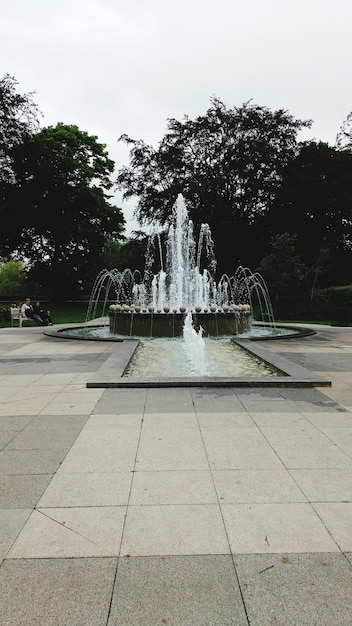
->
[336,111,352,150]
[0,74,40,184]
[1,77,350,299]
[0,300,90,327]
[256,233,307,302]
[116,232,149,274]
[272,285,351,323]
[98,238,124,270]
[321,285,352,309]
[0,303,14,322]
[268,142,352,274]
[0,260,27,294]
[117,98,310,274]
[0,123,125,297]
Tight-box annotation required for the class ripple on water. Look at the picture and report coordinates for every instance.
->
[123,337,278,378]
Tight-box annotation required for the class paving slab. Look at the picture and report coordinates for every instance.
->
[93,387,147,413]
[201,428,284,469]
[290,468,352,501]
[38,388,104,415]
[56,441,138,473]
[145,387,195,412]
[0,448,69,474]
[5,414,88,450]
[313,502,352,551]
[7,507,127,558]
[234,552,352,626]
[108,555,248,626]
[0,393,60,416]
[0,323,352,624]
[129,470,218,505]
[120,504,229,556]
[136,425,209,470]
[0,509,32,564]
[197,410,256,428]
[221,502,339,553]
[272,441,352,469]
[0,557,117,626]
[0,474,53,508]
[37,471,133,507]
[212,468,305,503]
[191,387,245,412]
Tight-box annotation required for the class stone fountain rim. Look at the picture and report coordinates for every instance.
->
[44,322,316,342]
[42,323,330,388]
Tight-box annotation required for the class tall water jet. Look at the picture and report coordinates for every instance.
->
[182,311,207,375]
[87,194,275,337]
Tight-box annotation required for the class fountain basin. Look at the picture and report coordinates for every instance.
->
[43,324,330,388]
[123,336,278,378]
[44,322,316,342]
[109,310,251,337]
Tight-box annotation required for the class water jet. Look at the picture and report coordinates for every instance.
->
[44,194,323,386]
[88,194,274,339]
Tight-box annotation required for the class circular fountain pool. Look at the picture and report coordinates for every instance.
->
[46,322,314,342]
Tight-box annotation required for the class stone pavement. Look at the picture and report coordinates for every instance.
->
[0,323,352,625]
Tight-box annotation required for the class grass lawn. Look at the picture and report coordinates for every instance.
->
[0,303,347,329]
[0,301,107,328]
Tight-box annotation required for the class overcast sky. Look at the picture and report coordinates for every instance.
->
[1,0,351,234]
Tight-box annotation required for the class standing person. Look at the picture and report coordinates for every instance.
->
[33,301,53,326]
[20,298,46,326]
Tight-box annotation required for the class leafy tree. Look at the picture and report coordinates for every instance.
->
[0,74,40,184]
[116,231,150,275]
[256,233,307,304]
[266,141,352,283]
[0,123,125,297]
[0,260,27,295]
[336,112,352,151]
[98,237,123,270]
[116,97,310,274]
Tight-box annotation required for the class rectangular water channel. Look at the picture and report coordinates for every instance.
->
[86,335,331,388]
[123,337,278,378]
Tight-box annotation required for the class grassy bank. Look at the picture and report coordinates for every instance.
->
[0,301,348,329]
[0,301,107,328]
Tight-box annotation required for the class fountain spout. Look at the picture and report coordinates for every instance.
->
[182,312,207,376]
[86,194,276,337]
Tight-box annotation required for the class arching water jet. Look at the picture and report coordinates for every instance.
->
[87,194,274,338]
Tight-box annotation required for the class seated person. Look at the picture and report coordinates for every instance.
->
[20,298,47,326]
[33,301,53,326]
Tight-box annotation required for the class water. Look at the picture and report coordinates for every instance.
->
[182,311,207,375]
[52,322,302,378]
[123,337,278,378]
[87,194,276,335]
[57,324,301,341]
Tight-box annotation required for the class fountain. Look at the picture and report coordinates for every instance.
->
[45,194,320,384]
[87,194,276,339]
[182,311,207,376]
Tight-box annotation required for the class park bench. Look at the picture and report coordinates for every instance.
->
[10,307,23,327]
[10,306,51,327]
[10,307,35,327]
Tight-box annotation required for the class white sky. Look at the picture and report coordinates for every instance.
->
[1,0,351,235]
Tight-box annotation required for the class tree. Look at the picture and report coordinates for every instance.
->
[116,231,150,275]
[116,97,310,273]
[266,141,352,283]
[256,233,307,304]
[0,123,125,297]
[336,112,352,151]
[98,237,124,270]
[0,74,40,184]
[0,260,27,295]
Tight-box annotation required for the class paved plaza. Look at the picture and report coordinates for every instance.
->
[0,323,352,625]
